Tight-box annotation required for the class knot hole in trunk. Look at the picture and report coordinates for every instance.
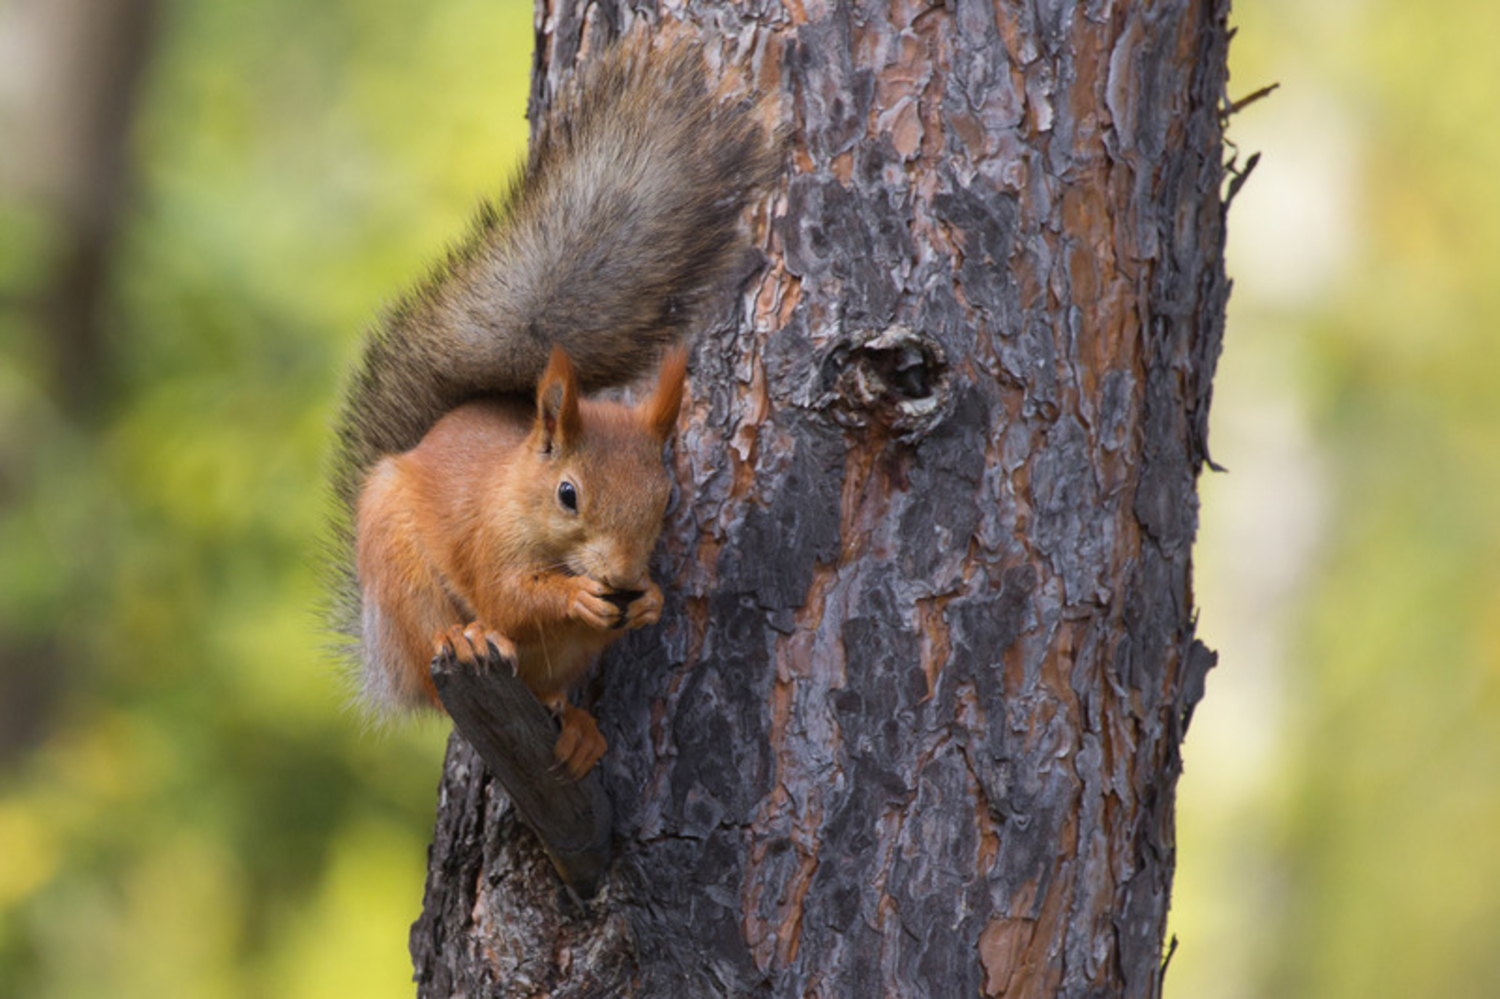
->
[817,325,950,440]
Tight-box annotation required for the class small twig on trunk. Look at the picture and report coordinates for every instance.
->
[1221,82,1280,122]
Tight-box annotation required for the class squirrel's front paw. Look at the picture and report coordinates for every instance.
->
[624,581,663,629]
[567,577,621,630]
[434,622,517,671]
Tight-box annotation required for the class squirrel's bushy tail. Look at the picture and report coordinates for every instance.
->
[331,33,778,510]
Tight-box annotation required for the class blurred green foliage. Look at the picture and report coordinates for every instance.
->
[0,0,532,994]
[1174,1,1500,997]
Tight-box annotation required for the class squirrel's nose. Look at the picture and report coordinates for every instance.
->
[599,562,649,593]
[601,573,643,593]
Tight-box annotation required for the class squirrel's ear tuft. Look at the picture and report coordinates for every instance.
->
[643,346,688,443]
[537,346,580,453]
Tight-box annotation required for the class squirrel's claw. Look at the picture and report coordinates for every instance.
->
[434,622,516,670]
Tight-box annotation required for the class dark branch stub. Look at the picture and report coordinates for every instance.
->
[815,324,950,439]
[429,648,612,897]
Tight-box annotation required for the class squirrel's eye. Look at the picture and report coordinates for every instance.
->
[557,480,578,512]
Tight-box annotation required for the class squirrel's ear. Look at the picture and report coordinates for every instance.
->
[536,346,580,453]
[643,346,688,443]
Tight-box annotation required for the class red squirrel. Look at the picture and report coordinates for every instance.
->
[328,34,776,776]
[355,347,685,775]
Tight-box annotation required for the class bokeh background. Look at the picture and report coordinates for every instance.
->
[0,1,1494,996]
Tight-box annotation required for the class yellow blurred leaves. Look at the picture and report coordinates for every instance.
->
[0,803,57,909]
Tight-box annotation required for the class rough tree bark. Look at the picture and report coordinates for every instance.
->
[411,0,1230,995]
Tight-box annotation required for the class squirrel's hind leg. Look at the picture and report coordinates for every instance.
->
[355,464,465,711]
[359,582,453,710]
[544,696,607,779]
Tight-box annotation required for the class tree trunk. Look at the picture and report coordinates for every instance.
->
[0,0,159,421]
[411,0,1230,995]
[0,0,158,761]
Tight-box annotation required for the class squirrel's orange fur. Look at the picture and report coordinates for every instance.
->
[355,347,685,775]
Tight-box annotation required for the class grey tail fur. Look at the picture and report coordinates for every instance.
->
[327,32,778,652]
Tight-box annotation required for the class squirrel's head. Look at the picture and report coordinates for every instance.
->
[523,345,686,590]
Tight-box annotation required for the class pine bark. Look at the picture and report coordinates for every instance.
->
[411,1,1231,995]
